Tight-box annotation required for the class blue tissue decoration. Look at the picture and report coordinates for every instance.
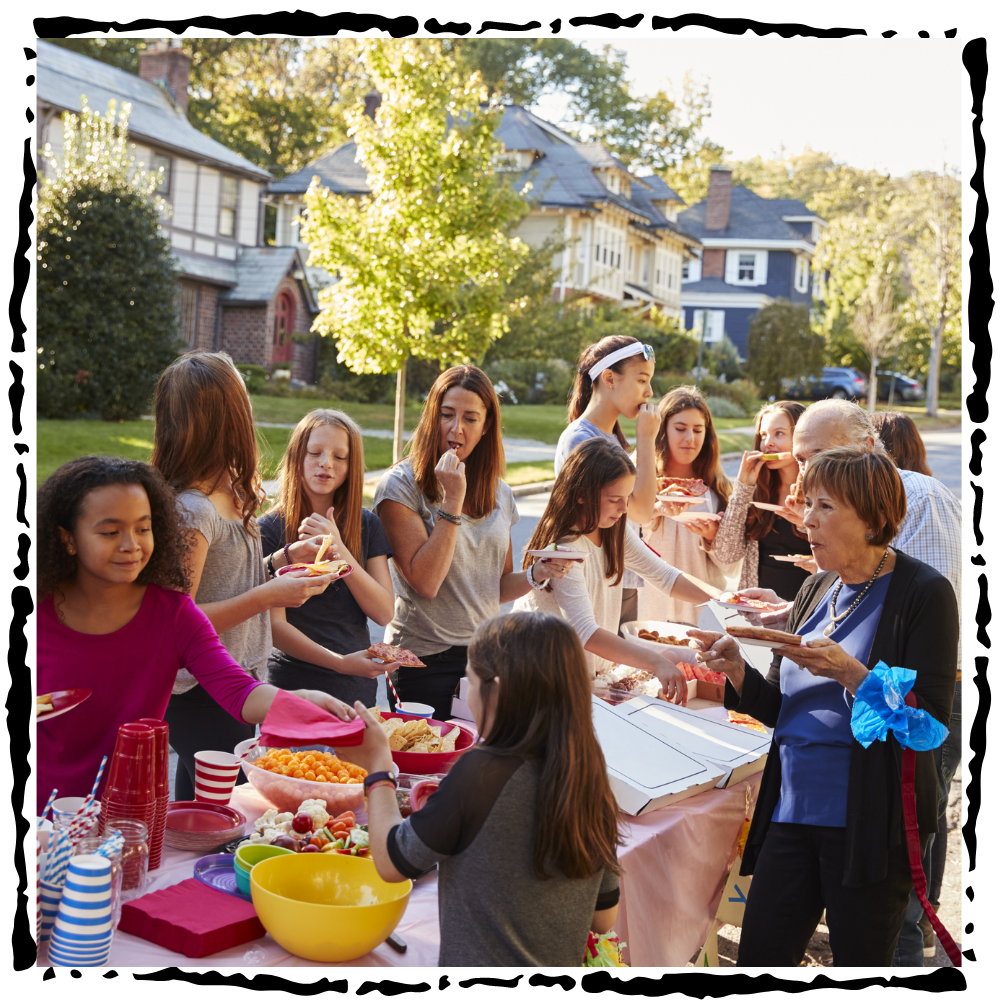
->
[851,661,949,751]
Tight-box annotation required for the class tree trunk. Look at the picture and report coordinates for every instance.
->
[925,324,943,418]
[393,356,408,465]
[868,358,878,415]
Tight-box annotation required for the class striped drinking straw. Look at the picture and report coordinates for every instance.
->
[384,671,401,711]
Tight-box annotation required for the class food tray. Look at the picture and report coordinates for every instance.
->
[620,621,701,665]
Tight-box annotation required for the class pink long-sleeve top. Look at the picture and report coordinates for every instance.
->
[36,583,263,814]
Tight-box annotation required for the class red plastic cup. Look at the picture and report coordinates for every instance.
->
[105,723,155,797]
[98,796,157,837]
[193,751,242,805]
[136,718,170,797]
[147,794,169,871]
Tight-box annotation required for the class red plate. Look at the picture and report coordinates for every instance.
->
[36,688,92,722]
[166,801,246,833]
[276,563,353,580]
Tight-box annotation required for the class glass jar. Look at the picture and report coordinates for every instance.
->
[72,837,124,929]
[104,819,149,899]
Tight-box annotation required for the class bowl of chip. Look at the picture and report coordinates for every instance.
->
[234,739,368,819]
[251,852,412,962]
[375,712,475,775]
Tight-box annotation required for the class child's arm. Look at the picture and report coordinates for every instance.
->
[269,608,386,678]
[591,905,619,934]
[628,402,661,523]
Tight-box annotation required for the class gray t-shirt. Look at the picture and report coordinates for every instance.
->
[555,417,642,591]
[373,460,519,656]
[174,490,271,694]
[387,748,620,967]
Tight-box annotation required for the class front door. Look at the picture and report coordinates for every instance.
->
[272,292,295,365]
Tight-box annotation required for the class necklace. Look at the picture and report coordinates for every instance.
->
[823,548,890,637]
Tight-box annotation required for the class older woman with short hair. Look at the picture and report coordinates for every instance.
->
[689,447,957,967]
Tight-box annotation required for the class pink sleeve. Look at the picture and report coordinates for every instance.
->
[172,594,264,721]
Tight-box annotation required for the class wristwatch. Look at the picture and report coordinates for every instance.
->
[266,552,276,578]
[363,770,398,794]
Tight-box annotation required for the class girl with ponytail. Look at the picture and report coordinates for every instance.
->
[347,612,624,967]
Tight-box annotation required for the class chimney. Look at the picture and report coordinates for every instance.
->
[704,164,733,232]
[363,90,382,120]
[139,39,192,116]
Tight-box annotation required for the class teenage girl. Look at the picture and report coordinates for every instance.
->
[260,409,394,707]
[373,365,573,721]
[35,457,355,813]
[635,386,740,625]
[708,400,814,601]
[347,612,623,967]
[513,437,721,701]
[151,352,377,799]
[556,336,663,626]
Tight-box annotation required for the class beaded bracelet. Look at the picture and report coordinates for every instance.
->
[437,509,461,526]
[284,542,292,567]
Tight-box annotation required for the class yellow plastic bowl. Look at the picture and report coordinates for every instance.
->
[250,852,412,962]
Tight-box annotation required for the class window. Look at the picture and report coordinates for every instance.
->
[219,176,239,237]
[616,252,621,268]
[795,256,810,293]
[738,253,756,282]
[696,309,725,344]
[152,153,172,194]
[682,261,689,280]
[177,282,198,346]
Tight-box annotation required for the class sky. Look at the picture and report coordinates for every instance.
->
[533,38,964,177]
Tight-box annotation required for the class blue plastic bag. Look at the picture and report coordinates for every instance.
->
[851,661,949,751]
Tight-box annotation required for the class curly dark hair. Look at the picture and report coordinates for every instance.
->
[37,457,193,600]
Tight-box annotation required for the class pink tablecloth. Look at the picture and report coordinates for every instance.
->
[94,773,760,968]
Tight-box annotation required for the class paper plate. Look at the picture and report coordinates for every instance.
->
[750,501,790,512]
[36,688,92,722]
[770,554,813,563]
[655,494,707,505]
[526,549,588,561]
[164,802,247,851]
[276,563,353,580]
[193,853,252,901]
[669,511,722,523]
[710,598,776,614]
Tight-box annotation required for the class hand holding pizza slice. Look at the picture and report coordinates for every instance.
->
[368,642,426,668]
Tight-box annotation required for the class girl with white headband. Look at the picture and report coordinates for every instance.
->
[555,336,662,627]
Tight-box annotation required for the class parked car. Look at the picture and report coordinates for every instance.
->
[783,367,868,402]
[876,370,925,402]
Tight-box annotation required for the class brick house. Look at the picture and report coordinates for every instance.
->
[36,39,320,381]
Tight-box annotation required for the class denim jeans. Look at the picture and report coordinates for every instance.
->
[891,683,961,965]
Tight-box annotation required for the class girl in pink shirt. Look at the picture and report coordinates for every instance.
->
[35,456,355,814]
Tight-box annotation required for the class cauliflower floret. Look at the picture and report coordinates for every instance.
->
[254,808,279,832]
[298,798,331,830]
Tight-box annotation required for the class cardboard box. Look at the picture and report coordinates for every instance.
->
[590,696,727,816]
[613,695,770,788]
[449,695,475,723]
[715,865,754,927]
[696,679,725,703]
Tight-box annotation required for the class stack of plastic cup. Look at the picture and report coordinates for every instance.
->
[136,718,170,870]
[193,750,243,805]
[98,723,156,847]
[47,855,114,967]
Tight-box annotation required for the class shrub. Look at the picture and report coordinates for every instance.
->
[236,364,268,395]
[483,359,574,406]
[705,396,748,419]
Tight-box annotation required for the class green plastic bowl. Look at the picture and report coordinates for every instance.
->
[234,859,253,896]
[235,842,294,873]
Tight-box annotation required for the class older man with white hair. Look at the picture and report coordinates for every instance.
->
[738,397,961,967]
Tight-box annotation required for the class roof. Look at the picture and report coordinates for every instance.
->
[267,105,697,239]
[678,185,818,242]
[222,246,317,311]
[269,141,369,195]
[36,40,271,182]
[171,250,238,287]
[679,276,750,294]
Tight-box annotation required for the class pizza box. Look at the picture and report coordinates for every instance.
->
[590,696,726,816]
[612,694,770,788]
[449,695,475,723]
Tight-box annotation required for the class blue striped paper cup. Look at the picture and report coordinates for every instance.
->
[38,882,62,944]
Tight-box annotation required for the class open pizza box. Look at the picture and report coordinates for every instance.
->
[591,696,727,816]
[611,694,770,789]
[450,677,475,723]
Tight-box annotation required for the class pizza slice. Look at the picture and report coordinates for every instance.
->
[36,693,54,717]
[656,476,708,496]
[314,534,333,564]
[725,624,802,646]
[368,642,426,667]
[759,451,793,461]
[727,710,768,734]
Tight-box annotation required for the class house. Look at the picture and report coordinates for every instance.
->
[267,102,701,320]
[36,39,320,381]
[678,165,826,358]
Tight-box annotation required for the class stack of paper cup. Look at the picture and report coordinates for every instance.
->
[37,879,62,945]
[99,723,156,840]
[193,751,243,805]
[47,855,114,967]
[136,718,170,869]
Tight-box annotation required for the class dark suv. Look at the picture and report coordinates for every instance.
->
[783,367,868,402]
[876,370,924,402]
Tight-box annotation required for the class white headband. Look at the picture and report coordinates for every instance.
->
[588,342,649,381]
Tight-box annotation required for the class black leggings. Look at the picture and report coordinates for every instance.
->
[165,683,257,801]
[394,645,468,722]
[737,822,913,967]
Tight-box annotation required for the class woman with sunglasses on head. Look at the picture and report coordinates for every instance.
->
[556,337,662,626]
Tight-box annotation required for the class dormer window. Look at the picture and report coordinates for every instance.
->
[738,253,755,282]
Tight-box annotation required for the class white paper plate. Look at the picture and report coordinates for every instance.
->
[771,554,813,563]
[527,549,588,561]
[669,511,722,523]
[709,598,774,613]
[655,494,707,505]
[750,501,789,512]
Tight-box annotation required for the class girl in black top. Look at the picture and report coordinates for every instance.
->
[260,410,390,705]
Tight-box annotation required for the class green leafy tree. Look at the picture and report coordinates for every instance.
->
[745,300,825,401]
[302,39,532,460]
[37,99,182,420]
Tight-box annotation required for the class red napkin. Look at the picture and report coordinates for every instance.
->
[258,688,366,748]
[118,878,264,957]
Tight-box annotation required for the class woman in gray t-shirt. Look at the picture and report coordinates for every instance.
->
[151,353,371,798]
[374,365,574,721]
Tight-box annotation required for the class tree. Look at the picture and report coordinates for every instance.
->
[37,99,182,420]
[745,300,825,401]
[852,276,902,413]
[302,39,532,461]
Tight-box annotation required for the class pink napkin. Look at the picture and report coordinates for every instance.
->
[258,689,366,748]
